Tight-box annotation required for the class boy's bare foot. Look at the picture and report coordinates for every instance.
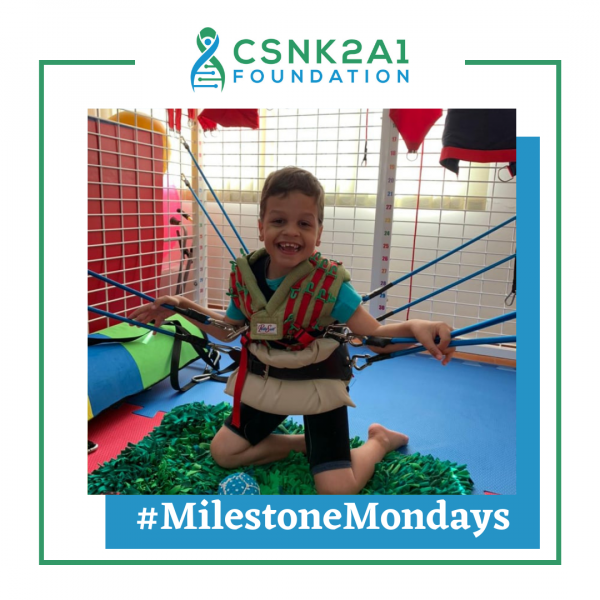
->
[367,423,409,454]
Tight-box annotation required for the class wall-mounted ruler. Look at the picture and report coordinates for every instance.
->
[369,109,399,320]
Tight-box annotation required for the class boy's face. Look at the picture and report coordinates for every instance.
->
[258,191,323,277]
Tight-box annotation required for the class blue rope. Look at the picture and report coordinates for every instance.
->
[380,253,516,320]
[88,269,174,308]
[381,311,516,344]
[181,174,237,260]
[88,306,176,337]
[181,137,249,255]
[449,311,516,338]
[87,270,214,326]
[363,215,516,302]
[386,336,516,359]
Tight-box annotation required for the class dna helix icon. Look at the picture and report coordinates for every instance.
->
[191,27,225,91]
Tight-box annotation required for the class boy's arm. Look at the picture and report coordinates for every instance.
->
[129,295,245,342]
[345,305,455,365]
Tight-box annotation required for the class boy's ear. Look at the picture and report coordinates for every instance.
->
[316,225,323,246]
[258,219,264,241]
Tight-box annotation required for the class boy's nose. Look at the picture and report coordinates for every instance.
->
[282,223,300,236]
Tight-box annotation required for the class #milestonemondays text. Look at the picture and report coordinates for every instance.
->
[139,499,510,538]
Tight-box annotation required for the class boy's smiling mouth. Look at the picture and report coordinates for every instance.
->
[277,242,302,254]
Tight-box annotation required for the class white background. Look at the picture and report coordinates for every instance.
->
[1,0,597,596]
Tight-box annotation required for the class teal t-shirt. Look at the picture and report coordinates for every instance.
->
[226,274,362,324]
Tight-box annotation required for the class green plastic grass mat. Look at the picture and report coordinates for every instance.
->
[88,402,473,495]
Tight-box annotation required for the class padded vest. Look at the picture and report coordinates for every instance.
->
[226,250,354,422]
[229,249,350,349]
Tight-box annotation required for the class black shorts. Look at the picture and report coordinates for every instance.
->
[224,403,352,475]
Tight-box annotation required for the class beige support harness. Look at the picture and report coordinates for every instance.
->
[227,250,355,422]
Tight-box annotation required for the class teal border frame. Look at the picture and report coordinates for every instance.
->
[39,59,560,565]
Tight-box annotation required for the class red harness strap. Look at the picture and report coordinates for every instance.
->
[240,268,253,316]
[283,279,304,330]
[229,269,241,310]
[231,255,342,423]
[307,263,338,331]
[285,259,329,348]
[295,261,328,325]
[231,264,252,316]
[232,335,249,428]
[282,277,309,348]
[279,259,344,350]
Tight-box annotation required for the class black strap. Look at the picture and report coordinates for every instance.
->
[88,320,226,392]
[199,350,242,384]
[167,320,220,392]
[245,343,352,381]
[167,321,242,390]
[88,333,148,346]
[252,253,275,302]
[512,256,516,295]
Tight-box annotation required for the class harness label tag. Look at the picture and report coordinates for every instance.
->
[256,323,278,335]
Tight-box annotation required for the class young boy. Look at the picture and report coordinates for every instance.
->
[131,167,454,495]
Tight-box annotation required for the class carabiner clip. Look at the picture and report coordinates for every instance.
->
[225,324,249,341]
[351,354,373,371]
[209,319,235,332]
[191,372,214,384]
[209,343,241,355]
[324,324,352,343]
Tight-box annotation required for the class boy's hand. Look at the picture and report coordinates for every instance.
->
[129,296,179,331]
[409,320,455,366]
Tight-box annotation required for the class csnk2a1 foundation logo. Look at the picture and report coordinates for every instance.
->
[191,27,226,91]
[191,28,409,91]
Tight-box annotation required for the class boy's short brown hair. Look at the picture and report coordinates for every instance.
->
[260,167,324,224]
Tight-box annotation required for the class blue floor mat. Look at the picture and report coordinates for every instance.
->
[129,342,516,495]
[347,353,516,495]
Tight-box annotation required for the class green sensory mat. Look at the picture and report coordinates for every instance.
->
[88,402,474,496]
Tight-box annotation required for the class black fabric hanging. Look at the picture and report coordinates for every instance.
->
[440,109,516,176]
[505,255,516,306]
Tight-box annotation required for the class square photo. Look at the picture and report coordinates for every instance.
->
[86,108,517,498]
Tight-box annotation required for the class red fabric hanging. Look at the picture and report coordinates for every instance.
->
[166,109,182,132]
[389,109,443,153]
[199,109,260,130]
[198,115,218,132]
